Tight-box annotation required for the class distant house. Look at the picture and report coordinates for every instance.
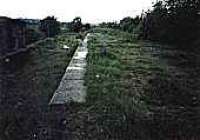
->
[0,16,26,57]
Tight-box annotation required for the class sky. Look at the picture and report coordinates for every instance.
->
[0,0,155,23]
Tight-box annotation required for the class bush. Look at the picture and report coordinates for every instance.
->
[25,28,45,45]
[40,16,60,37]
[141,0,200,46]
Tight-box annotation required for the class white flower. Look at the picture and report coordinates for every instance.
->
[63,45,69,49]
[5,58,10,62]
[96,74,100,78]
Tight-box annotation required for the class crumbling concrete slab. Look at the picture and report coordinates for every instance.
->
[49,34,90,104]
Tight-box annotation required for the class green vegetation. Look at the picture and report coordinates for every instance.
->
[0,33,80,140]
[1,24,200,139]
[119,16,140,33]
[71,17,83,32]
[26,34,79,105]
[56,28,199,139]
[99,0,199,48]
[40,16,61,37]
[1,5,200,138]
[25,27,45,45]
[82,28,168,139]
[99,22,119,29]
[67,17,91,33]
[141,0,200,46]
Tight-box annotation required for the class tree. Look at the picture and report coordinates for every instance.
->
[141,0,200,46]
[120,16,140,33]
[84,23,91,31]
[71,17,82,32]
[99,22,119,29]
[40,16,60,37]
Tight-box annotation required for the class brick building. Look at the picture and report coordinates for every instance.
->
[0,16,26,57]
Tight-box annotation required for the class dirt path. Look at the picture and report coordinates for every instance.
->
[49,34,90,104]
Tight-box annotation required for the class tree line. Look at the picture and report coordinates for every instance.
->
[27,0,200,47]
[100,0,200,47]
[141,0,200,46]
[40,16,91,36]
[24,16,92,45]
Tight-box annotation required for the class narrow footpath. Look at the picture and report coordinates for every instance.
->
[49,34,90,104]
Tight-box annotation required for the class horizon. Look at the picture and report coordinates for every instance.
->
[0,0,155,24]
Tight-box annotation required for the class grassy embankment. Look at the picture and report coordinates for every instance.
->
[0,33,80,140]
[1,27,200,140]
[65,28,200,139]
[83,28,167,139]
[55,28,168,139]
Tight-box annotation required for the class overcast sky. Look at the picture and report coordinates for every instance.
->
[0,0,154,23]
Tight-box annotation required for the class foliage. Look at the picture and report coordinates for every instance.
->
[40,16,61,37]
[84,28,200,139]
[119,16,140,33]
[0,33,79,140]
[68,17,92,33]
[25,27,45,45]
[84,23,91,31]
[99,22,119,29]
[70,17,82,33]
[141,0,200,46]
[83,28,166,139]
